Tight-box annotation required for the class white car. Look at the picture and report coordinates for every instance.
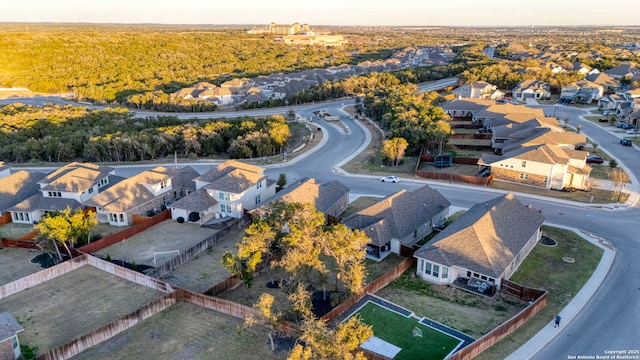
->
[380,176,400,183]
[626,128,638,135]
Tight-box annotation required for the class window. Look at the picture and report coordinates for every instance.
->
[160,180,167,189]
[88,187,94,194]
[221,204,232,213]
[521,161,527,168]
[425,262,432,275]
[256,180,262,189]
[543,177,548,183]
[219,192,230,201]
[12,335,18,349]
[48,191,61,197]
[442,267,448,279]
[519,173,529,180]
[433,265,439,278]
[255,195,261,205]
[119,214,124,222]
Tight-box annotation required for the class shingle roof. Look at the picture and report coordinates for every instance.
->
[0,312,23,342]
[414,194,545,278]
[204,168,265,194]
[0,170,47,213]
[440,98,494,112]
[266,178,349,215]
[195,160,264,184]
[8,193,83,213]
[39,162,113,193]
[342,185,450,246]
[170,189,217,212]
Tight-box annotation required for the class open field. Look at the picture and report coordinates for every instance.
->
[0,247,45,285]
[94,220,216,267]
[474,226,603,359]
[71,301,287,360]
[376,269,527,338]
[349,301,461,360]
[160,230,243,293]
[0,223,35,238]
[0,265,164,354]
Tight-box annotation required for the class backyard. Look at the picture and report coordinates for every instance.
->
[93,220,217,267]
[0,265,165,355]
[71,301,288,360]
[0,247,45,286]
[0,222,35,238]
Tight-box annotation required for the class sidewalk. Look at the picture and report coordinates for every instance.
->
[505,226,616,360]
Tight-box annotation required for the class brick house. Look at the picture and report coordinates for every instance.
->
[0,313,23,360]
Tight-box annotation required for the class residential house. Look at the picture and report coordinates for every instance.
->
[169,189,218,225]
[478,144,591,190]
[474,104,551,130]
[440,98,495,119]
[242,88,269,104]
[604,63,640,80]
[189,160,276,220]
[341,185,450,261]
[586,72,619,92]
[260,177,350,222]
[0,171,46,223]
[85,166,198,226]
[0,313,24,360]
[221,78,250,96]
[456,81,504,100]
[598,94,626,112]
[572,62,595,76]
[560,79,604,104]
[414,194,545,292]
[7,162,118,224]
[512,79,551,102]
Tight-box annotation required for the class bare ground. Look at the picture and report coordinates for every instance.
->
[160,230,243,293]
[0,247,45,286]
[71,301,288,360]
[93,220,216,267]
[0,265,164,353]
[0,223,35,238]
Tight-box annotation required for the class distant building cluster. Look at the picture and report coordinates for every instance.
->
[247,22,347,47]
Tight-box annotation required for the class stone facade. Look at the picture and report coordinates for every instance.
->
[491,167,548,188]
[0,338,16,360]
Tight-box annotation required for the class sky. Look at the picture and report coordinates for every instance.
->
[0,0,637,27]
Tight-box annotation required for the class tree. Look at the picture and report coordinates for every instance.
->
[381,137,408,166]
[277,173,288,192]
[322,224,369,293]
[592,142,599,153]
[245,293,283,351]
[221,250,261,300]
[35,207,97,261]
[607,168,630,203]
[286,108,297,121]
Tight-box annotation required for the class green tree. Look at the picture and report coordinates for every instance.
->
[277,173,287,192]
[35,207,97,261]
[381,137,408,166]
[245,293,283,351]
[322,224,369,293]
[221,250,261,300]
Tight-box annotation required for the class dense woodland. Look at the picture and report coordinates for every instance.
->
[0,103,290,162]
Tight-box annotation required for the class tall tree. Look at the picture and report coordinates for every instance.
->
[381,137,408,166]
[322,224,369,293]
[35,207,97,261]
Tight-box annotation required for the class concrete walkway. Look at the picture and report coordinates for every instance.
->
[505,225,616,360]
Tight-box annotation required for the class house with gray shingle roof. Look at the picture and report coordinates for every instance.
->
[169,189,218,225]
[0,171,47,221]
[191,160,276,219]
[0,312,24,360]
[440,98,495,119]
[7,163,118,224]
[455,81,504,101]
[512,79,551,102]
[341,185,450,261]
[85,166,198,226]
[414,193,544,292]
[604,63,640,80]
[561,79,604,104]
[260,177,349,222]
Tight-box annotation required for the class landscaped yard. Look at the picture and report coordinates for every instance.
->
[0,247,45,285]
[0,265,165,355]
[474,226,603,360]
[349,301,461,360]
[490,180,628,204]
[93,220,216,267]
[71,301,288,360]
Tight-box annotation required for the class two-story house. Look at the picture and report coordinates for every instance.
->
[85,166,198,226]
[560,79,604,104]
[341,185,450,261]
[456,81,504,100]
[0,171,46,224]
[512,79,551,102]
[414,193,544,293]
[174,160,276,221]
[7,162,118,224]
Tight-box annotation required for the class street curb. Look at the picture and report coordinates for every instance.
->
[505,223,616,360]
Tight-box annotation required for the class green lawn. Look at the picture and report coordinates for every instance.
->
[474,226,604,360]
[353,302,460,360]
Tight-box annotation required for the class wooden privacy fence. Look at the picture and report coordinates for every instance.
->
[146,217,246,278]
[322,256,415,324]
[78,210,171,254]
[420,155,481,165]
[447,289,548,360]
[0,212,12,225]
[416,170,494,186]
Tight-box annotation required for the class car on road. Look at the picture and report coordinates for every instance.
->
[626,128,638,135]
[380,176,400,183]
[620,139,633,147]
[586,155,604,164]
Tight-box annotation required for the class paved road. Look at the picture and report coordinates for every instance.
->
[5,88,639,357]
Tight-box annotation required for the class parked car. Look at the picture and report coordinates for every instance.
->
[620,139,633,147]
[586,155,604,164]
[598,118,609,123]
[626,128,638,135]
[380,176,400,183]
[615,122,627,128]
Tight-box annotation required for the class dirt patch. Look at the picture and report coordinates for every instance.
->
[0,265,165,353]
[70,301,288,360]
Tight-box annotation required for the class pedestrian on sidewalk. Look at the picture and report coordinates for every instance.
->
[554,315,561,328]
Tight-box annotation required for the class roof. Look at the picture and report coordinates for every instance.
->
[483,144,587,166]
[84,166,198,213]
[604,63,639,77]
[8,193,83,213]
[170,188,217,212]
[414,194,545,278]
[586,72,618,87]
[39,162,113,193]
[440,98,494,112]
[0,312,23,342]
[204,168,266,194]
[266,178,349,215]
[514,79,550,92]
[342,185,450,246]
[195,160,265,184]
[0,170,47,213]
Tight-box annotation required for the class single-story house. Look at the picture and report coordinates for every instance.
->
[0,171,46,221]
[512,79,551,102]
[414,193,545,293]
[341,185,450,261]
[0,312,24,360]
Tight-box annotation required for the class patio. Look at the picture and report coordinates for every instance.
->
[452,276,497,297]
